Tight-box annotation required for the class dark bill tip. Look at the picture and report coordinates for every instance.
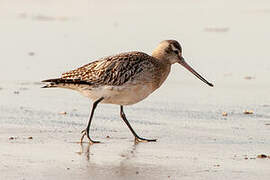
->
[179,60,214,87]
[208,82,214,87]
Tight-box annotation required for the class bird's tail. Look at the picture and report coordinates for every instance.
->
[41,78,63,88]
[41,78,93,88]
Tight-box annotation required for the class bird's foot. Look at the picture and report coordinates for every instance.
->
[134,136,157,143]
[80,129,101,144]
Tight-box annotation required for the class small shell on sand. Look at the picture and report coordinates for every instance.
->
[222,112,228,116]
[244,76,255,80]
[59,111,67,115]
[257,154,269,159]
[243,110,254,114]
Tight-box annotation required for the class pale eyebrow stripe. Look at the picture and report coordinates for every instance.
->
[171,44,178,51]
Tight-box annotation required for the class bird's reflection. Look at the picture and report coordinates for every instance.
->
[116,142,139,176]
[76,140,157,178]
[76,140,140,163]
[77,142,91,161]
[119,141,138,160]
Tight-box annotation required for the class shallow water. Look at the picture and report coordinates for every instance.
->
[1,0,270,179]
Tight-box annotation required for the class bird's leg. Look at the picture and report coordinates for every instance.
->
[80,97,104,144]
[120,105,157,142]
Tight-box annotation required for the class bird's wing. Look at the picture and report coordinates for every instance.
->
[61,52,156,86]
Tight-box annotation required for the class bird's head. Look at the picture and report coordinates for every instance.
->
[152,40,213,87]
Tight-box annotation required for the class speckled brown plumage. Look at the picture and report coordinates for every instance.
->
[62,52,159,86]
[42,40,213,144]
[43,51,166,89]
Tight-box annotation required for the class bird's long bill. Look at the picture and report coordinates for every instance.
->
[179,59,214,87]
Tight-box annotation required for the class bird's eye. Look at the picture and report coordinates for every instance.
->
[173,50,179,54]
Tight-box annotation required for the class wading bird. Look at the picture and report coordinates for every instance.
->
[42,40,213,144]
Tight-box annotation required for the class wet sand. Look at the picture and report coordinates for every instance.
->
[1,81,270,180]
[1,0,270,179]
[2,120,270,180]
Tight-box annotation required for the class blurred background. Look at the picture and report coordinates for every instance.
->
[0,0,269,131]
[1,0,269,81]
[1,1,270,179]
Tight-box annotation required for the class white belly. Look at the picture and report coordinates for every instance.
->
[78,83,155,105]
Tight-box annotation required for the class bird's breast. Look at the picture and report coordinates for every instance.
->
[152,64,171,89]
[78,82,155,105]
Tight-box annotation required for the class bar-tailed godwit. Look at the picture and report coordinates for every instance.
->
[42,40,213,144]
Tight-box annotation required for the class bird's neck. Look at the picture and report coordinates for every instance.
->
[152,49,166,60]
[151,53,171,89]
[152,50,171,66]
[158,62,171,88]
[152,50,171,69]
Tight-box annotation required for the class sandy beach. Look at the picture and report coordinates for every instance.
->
[1,122,269,180]
[1,0,270,179]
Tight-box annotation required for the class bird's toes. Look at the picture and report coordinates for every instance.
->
[135,137,157,143]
